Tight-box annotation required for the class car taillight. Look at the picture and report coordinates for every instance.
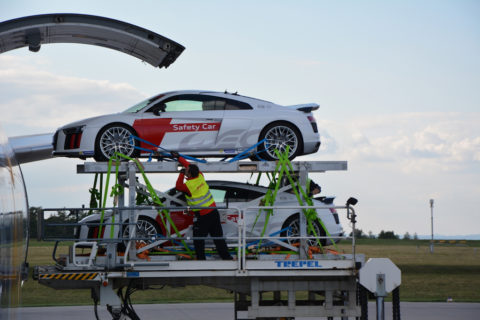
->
[329,208,340,224]
[86,220,105,240]
[307,115,318,133]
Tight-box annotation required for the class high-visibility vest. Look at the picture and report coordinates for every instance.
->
[185,174,215,211]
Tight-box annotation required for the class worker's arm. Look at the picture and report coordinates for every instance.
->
[177,156,190,169]
[171,151,191,169]
[175,171,190,195]
[174,154,191,195]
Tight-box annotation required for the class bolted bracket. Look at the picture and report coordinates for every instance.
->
[376,273,386,297]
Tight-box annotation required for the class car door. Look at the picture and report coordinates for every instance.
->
[208,187,238,239]
[222,185,266,240]
[134,94,224,152]
[216,99,255,151]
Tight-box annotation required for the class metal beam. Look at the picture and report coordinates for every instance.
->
[78,160,348,174]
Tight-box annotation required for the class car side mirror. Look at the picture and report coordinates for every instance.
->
[152,103,166,116]
[346,197,358,206]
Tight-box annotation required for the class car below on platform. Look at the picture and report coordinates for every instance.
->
[75,180,344,251]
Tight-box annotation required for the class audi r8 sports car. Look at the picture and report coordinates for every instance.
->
[53,90,321,161]
[76,180,344,249]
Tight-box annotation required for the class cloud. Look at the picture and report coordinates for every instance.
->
[319,112,480,173]
[2,54,478,176]
[293,59,323,67]
[0,55,146,134]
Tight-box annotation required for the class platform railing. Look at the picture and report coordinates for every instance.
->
[39,202,357,271]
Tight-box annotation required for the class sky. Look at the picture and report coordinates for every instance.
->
[1,0,479,238]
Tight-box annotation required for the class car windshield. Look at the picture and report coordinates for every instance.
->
[122,94,165,113]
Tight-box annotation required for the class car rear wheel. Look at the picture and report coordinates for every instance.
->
[257,122,302,161]
[94,124,138,161]
[280,213,326,247]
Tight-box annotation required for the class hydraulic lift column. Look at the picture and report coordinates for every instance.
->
[298,165,308,259]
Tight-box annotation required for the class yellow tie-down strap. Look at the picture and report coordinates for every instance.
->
[39,272,99,281]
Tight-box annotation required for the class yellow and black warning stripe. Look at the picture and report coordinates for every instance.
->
[39,272,99,281]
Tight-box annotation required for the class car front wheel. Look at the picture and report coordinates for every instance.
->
[257,122,302,161]
[94,124,138,161]
[122,217,161,245]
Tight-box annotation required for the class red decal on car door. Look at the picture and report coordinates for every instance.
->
[133,119,221,150]
[133,118,173,150]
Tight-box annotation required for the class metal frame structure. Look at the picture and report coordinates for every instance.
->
[35,160,371,320]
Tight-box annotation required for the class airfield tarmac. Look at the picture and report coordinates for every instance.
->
[15,301,480,319]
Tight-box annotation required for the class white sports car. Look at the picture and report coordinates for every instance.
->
[76,180,344,249]
[53,90,321,161]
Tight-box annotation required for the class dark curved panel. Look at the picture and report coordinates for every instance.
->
[0,125,29,313]
[0,13,185,68]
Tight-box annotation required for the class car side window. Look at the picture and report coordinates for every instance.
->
[225,187,262,202]
[146,94,253,113]
[146,94,205,113]
[210,188,227,203]
[204,98,252,111]
[246,189,264,200]
[164,99,203,112]
[224,99,252,110]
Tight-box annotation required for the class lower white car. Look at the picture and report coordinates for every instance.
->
[76,180,343,250]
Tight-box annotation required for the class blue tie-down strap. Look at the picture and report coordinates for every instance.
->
[245,227,290,248]
[172,239,194,252]
[228,139,267,162]
[150,235,195,252]
[130,135,207,163]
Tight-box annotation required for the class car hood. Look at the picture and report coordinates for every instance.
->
[58,113,133,130]
[79,212,108,223]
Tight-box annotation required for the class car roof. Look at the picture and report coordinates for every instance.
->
[206,180,268,192]
[158,90,278,107]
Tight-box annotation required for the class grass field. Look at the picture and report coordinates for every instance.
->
[20,239,480,306]
[338,239,480,302]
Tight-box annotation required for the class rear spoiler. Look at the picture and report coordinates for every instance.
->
[286,103,320,113]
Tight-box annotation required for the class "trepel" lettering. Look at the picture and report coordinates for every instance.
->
[275,260,323,268]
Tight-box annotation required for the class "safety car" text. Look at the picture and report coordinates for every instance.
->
[172,123,220,131]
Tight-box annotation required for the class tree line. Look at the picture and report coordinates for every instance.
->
[29,207,89,239]
[350,229,419,240]
[29,206,418,241]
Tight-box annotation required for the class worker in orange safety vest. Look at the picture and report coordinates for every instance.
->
[171,151,233,260]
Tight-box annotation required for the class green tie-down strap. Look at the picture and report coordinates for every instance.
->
[88,173,102,214]
[276,149,339,252]
[252,149,289,248]
[97,153,193,256]
[253,147,339,253]
[97,158,117,239]
[135,191,153,206]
